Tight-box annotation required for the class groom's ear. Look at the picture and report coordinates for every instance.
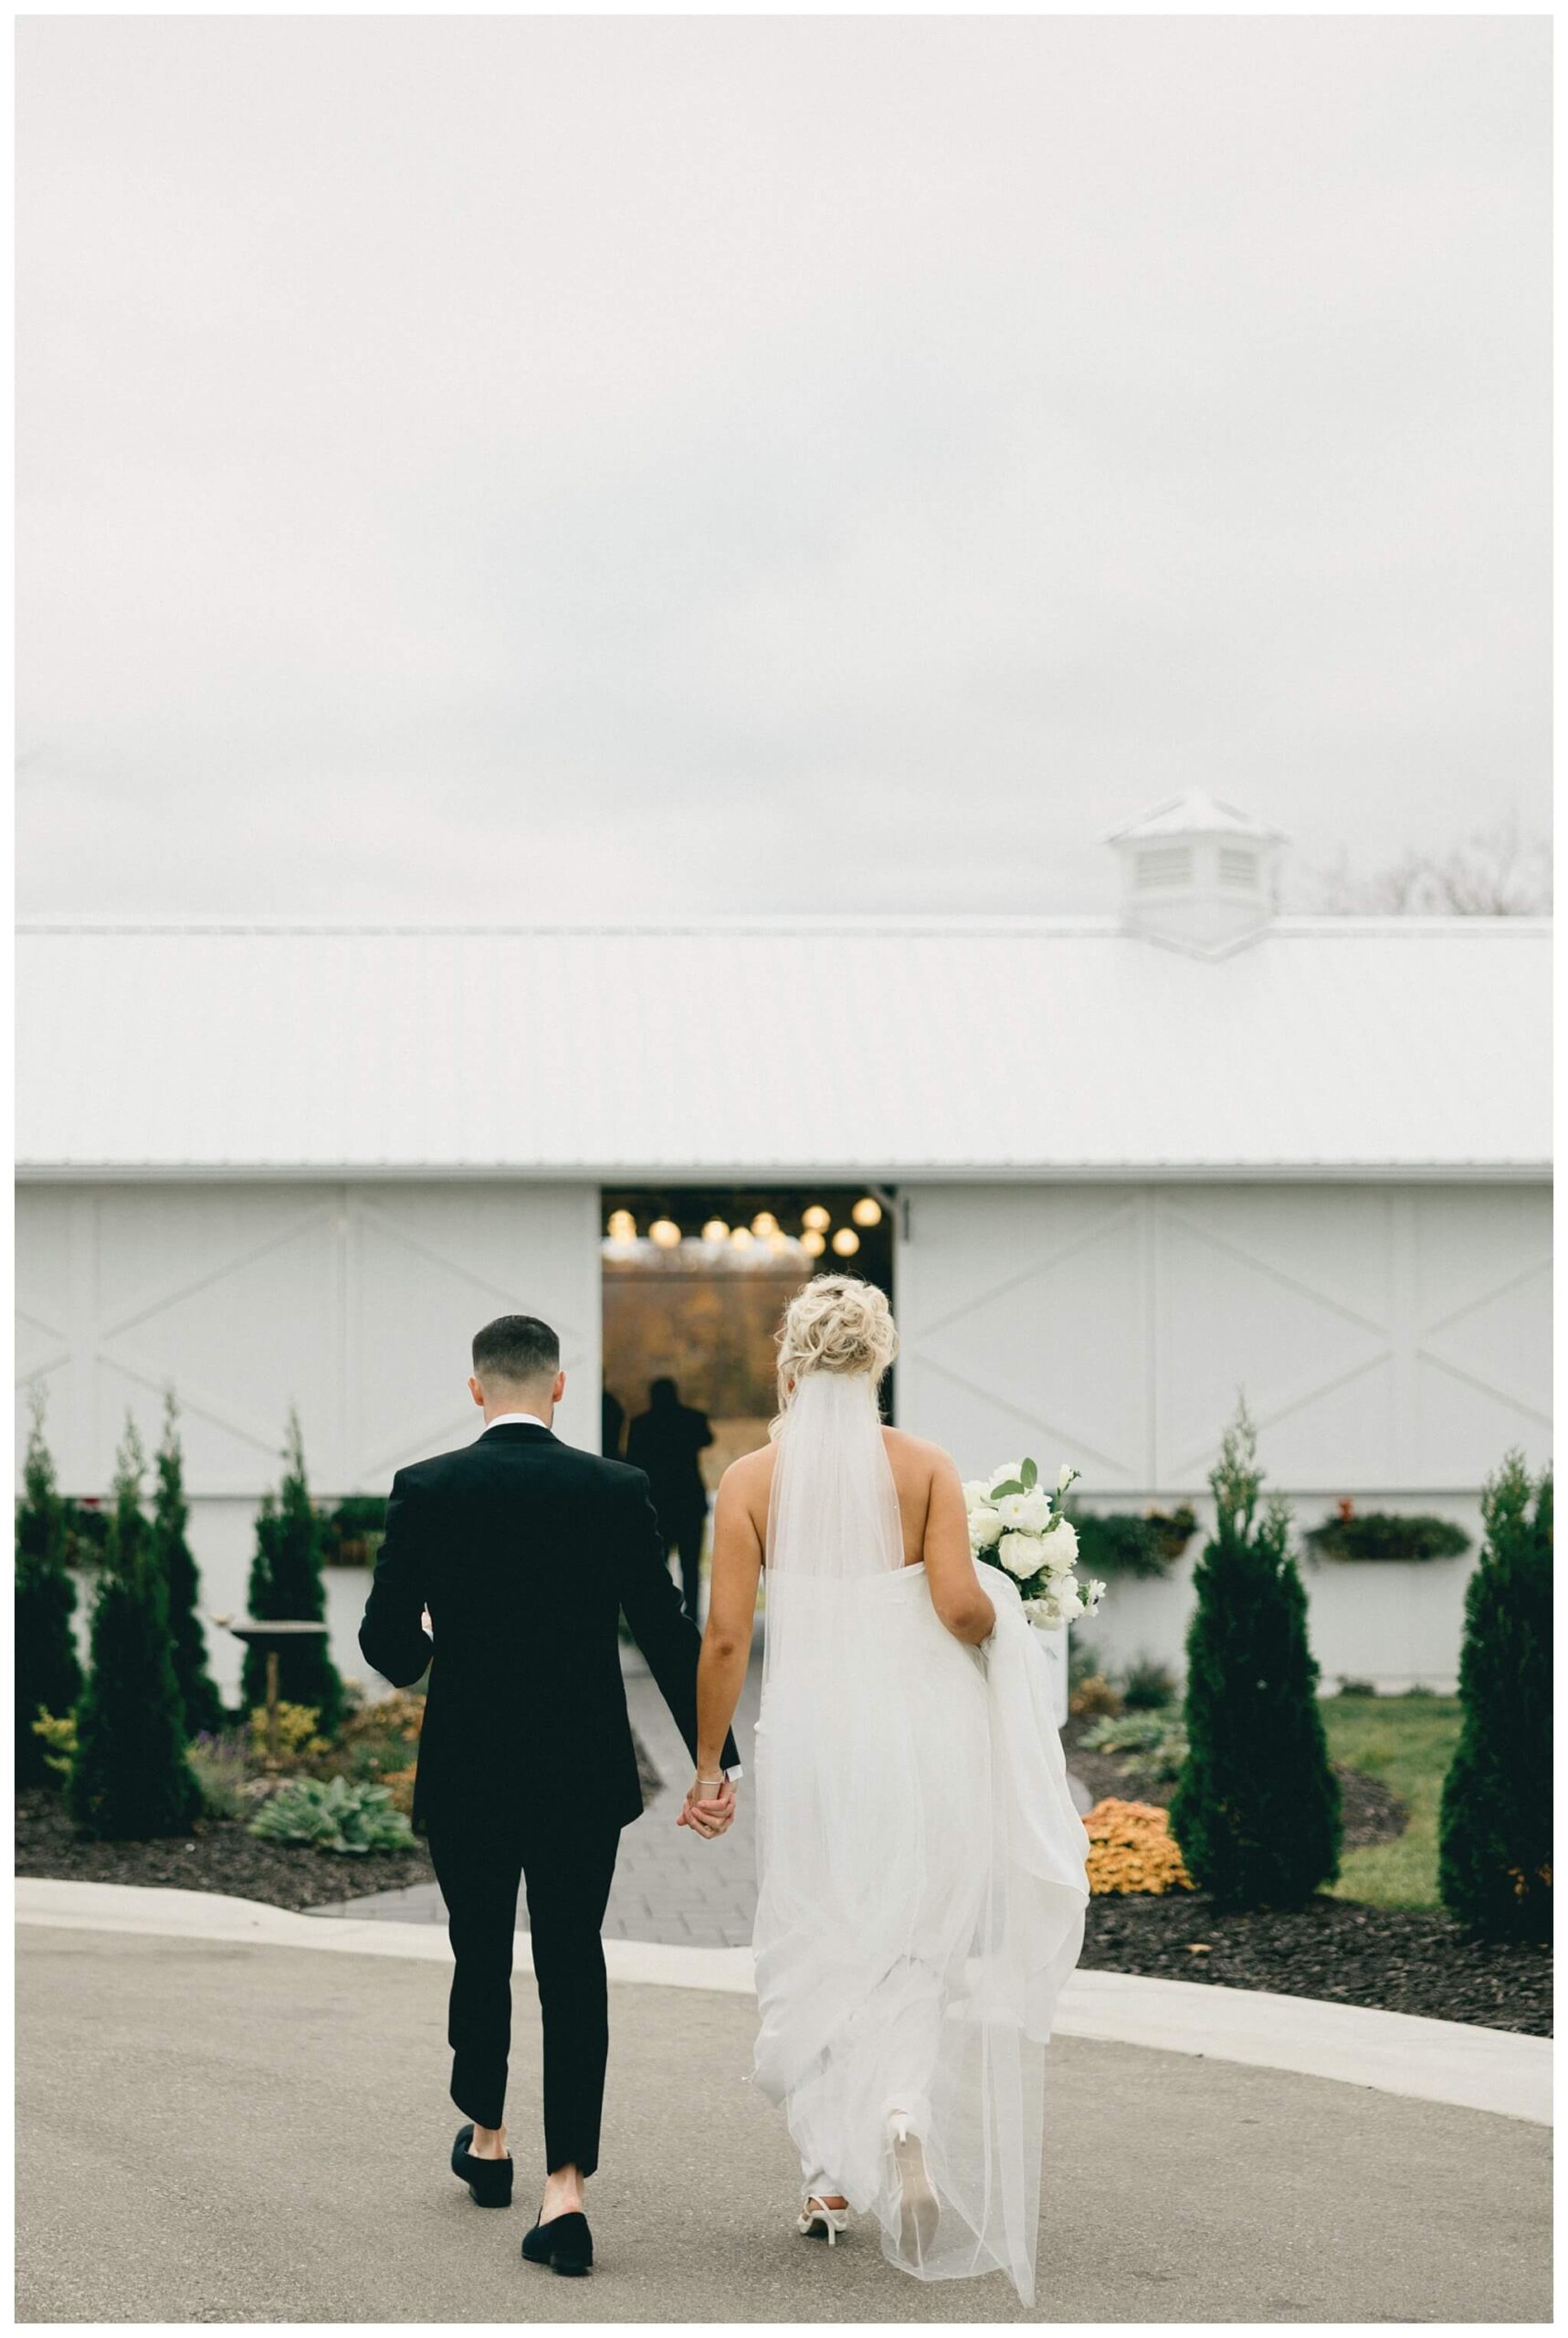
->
[468,1374,486,1410]
[552,1368,566,1406]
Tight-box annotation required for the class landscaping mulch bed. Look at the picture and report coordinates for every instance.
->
[1079,1888,1552,2038]
[16,1786,437,1914]
[16,1733,665,1919]
[1062,1717,1550,2038]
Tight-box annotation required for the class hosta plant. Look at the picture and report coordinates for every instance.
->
[1080,1710,1190,1784]
[248,1775,415,1855]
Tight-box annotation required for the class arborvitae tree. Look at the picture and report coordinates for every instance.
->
[1438,1453,1552,1940]
[15,1386,82,1786]
[1169,1395,1342,1905]
[154,1391,224,1739]
[241,1409,343,1733]
[68,1418,201,1839]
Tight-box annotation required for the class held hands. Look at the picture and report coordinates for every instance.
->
[679,1774,737,1840]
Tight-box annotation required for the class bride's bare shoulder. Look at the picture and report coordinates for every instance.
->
[720,1443,777,1498]
[880,1425,958,1481]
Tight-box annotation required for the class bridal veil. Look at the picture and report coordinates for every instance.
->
[749,1367,1089,2305]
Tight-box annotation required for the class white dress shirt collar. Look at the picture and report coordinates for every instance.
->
[485,1410,552,1430]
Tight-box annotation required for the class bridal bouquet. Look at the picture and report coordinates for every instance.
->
[963,1457,1107,1630]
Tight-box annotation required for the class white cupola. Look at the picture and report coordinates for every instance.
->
[1104,791,1287,957]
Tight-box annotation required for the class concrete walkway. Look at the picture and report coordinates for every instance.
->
[17,1919,1552,2324]
[19,1876,1553,2128]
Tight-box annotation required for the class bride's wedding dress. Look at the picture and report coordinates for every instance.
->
[750,1371,1089,2306]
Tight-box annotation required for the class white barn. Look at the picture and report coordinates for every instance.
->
[16,797,1552,1699]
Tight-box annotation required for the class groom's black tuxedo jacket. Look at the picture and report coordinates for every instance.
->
[358,1422,737,1833]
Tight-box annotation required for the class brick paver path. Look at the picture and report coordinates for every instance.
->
[313,1633,1087,1947]
[310,1643,763,1949]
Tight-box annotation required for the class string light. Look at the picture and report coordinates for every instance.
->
[852,1196,883,1227]
[730,1225,754,1250]
[751,1210,779,1238]
[701,1218,730,1242]
[649,1218,682,1248]
[606,1209,637,1242]
[800,1228,826,1259]
[802,1204,830,1233]
[832,1227,860,1257]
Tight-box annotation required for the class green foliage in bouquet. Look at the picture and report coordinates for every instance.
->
[1437,1453,1552,1940]
[154,1392,225,1738]
[1168,1396,1341,1906]
[964,1455,1100,1627]
[68,1419,202,1841]
[241,1410,344,1733]
[248,1775,415,1854]
[15,1388,82,1788]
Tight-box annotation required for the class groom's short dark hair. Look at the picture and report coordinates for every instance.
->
[472,1314,560,1385]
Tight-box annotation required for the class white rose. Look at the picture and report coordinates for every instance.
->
[987,1462,1024,1498]
[1053,1578,1086,1620]
[1024,1595,1065,1630]
[967,1504,1004,1552]
[961,1480,993,1510]
[1016,1488,1053,1533]
[1057,1462,1076,1491]
[994,1491,1032,1530]
[998,1530,1043,1579]
[1037,1518,1079,1573]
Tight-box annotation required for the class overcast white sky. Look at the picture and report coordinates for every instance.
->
[16,15,1550,922]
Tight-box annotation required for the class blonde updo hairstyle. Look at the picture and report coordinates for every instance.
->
[772,1274,900,1434]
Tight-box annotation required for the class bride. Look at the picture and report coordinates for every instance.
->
[680,1275,1089,2306]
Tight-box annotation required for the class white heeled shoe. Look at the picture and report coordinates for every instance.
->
[796,2195,849,2246]
[889,2116,939,2263]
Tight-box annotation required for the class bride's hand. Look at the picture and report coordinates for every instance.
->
[679,1775,735,1839]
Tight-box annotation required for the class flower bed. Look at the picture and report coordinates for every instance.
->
[1084,1797,1192,1895]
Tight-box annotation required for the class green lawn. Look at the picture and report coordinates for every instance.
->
[1321,1690,1463,1911]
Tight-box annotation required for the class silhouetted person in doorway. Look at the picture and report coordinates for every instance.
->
[601,1388,625,1460]
[626,1379,714,1620]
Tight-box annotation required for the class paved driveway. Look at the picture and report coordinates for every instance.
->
[17,1924,1552,2325]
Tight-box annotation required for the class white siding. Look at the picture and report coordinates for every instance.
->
[895,1180,1551,1690]
[895,1182,1551,1495]
[15,1180,603,1497]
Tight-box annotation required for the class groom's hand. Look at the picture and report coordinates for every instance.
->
[679,1775,736,1839]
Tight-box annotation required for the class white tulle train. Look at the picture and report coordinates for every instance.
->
[749,1371,1089,2306]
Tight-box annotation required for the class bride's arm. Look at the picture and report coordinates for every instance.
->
[693,1465,763,1784]
[924,1455,996,1645]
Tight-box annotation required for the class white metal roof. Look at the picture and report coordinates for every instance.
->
[1103,789,1285,843]
[16,918,1552,1178]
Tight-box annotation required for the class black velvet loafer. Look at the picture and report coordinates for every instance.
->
[521,2207,594,2276]
[451,2123,513,2208]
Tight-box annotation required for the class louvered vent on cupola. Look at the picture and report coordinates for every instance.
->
[1104,791,1287,957]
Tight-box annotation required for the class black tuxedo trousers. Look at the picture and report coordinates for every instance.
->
[358,1422,738,2174]
[427,1804,621,2160]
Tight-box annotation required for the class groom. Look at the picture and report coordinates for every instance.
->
[359,1313,740,2275]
